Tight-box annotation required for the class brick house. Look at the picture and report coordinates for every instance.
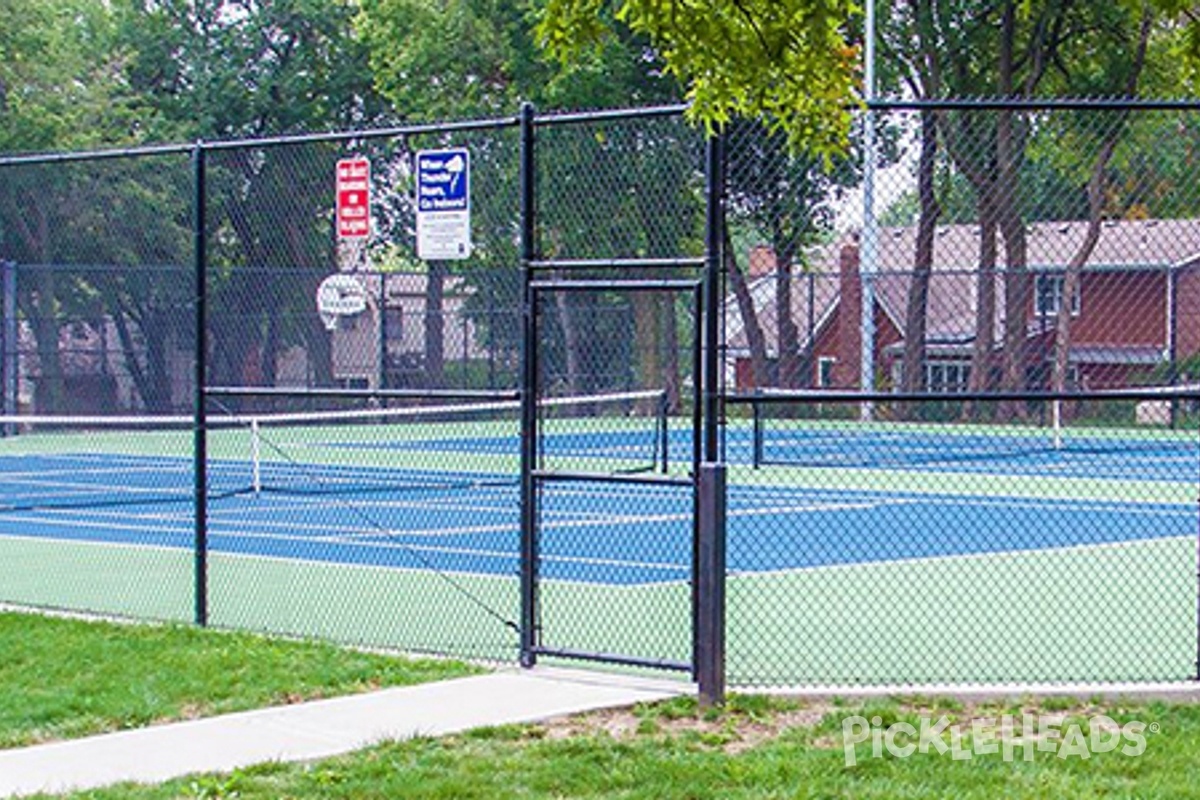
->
[726,218,1200,392]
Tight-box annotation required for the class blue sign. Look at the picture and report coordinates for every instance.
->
[416,149,470,213]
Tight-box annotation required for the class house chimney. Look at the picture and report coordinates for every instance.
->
[834,238,862,389]
[748,245,777,278]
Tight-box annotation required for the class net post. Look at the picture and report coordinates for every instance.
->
[1,260,16,436]
[751,393,764,468]
[192,141,209,627]
[1051,398,1063,450]
[695,461,727,706]
[250,418,262,496]
[518,101,539,669]
[657,389,669,474]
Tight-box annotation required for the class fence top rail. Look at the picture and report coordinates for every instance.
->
[0,142,194,167]
[729,386,1200,404]
[532,103,689,127]
[0,115,521,167]
[869,97,1200,112]
[0,103,698,168]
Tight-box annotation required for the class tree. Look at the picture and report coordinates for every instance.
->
[358,0,697,402]
[873,1,1165,416]
[726,119,861,389]
[876,0,943,396]
[538,0,859,156]
[1048,10,1153,394]
[115,0,391,393]
[0,0,140,412]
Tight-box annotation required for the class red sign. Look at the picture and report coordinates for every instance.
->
[336,158,371,239]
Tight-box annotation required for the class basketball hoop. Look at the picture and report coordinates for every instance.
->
[316,273,368,332]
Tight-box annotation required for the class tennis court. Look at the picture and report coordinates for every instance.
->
[0,449,1190,581]
[0,401,1193,684]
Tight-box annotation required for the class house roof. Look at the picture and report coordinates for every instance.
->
[871,218,1200,273]
[726,218,1197,358]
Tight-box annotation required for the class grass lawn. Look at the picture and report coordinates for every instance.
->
[0,609,479,749]
[27,694,1200,799]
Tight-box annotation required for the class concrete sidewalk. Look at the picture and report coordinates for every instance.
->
[0,667,687,798]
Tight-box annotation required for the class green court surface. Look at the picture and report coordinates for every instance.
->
[0,413,1194,687]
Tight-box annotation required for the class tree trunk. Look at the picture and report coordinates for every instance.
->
[998,212,1029,409]
[1051,11,1150,394]
[994,0,1030,420]
[632,292,663,412]
[553,283,582,397]
[661,292,681,412]
[774,237,801,388]
[14,199,64,414]
[901,107,941,397]
[724,229,770,389]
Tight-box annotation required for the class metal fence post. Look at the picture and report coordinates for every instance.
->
[696,462,727,706]
[695,131,727,702]
[703,132,725,465]
[518,102,539,668]
[192,142,209,627]
[1,260,16,434]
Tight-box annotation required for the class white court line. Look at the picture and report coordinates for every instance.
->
[0,464,187,479]
[295,537,685,574]
[0,513,190,537]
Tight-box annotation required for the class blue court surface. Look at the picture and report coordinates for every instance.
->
[0,446,1192,586]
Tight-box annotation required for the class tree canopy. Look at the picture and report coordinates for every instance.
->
[538,0,859,154]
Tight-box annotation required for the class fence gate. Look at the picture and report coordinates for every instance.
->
[519,275,702,677]
[516,108,726,698]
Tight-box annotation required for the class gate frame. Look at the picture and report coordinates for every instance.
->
[516,103,728,703]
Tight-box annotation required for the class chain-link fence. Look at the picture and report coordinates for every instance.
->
[0,100,1197,691]
[722,100,1200,686]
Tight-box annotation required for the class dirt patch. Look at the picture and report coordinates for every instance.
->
[538,701,832,754]
[532,696,1118,755]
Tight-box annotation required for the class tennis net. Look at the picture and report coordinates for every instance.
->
[0,389,669,511]
[746,388,1199,476]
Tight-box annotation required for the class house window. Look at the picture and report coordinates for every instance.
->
[926,361,971,393]
[817,357,836,388]
[1035,273,1081,317]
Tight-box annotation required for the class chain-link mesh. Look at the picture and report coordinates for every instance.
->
[201,125,525,660]
[0,152,196,621]
[722,103,1200,686]
[529,284,697,669]
[523,114,707,671]
[0,101,1196,688]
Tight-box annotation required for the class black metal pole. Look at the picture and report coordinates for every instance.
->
[690,284,704,679]
[192,143,209,627]
[703,133,725,464]
[694,133,727,700]
[658,389,670,474]
[696,462,727,706]
[378,272,388,390]
[1,260,15,435]
[518,102,539,668]
[752,395,763,468]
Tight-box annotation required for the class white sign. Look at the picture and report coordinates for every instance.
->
[316,273,368,317]
[415,148,471,260]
